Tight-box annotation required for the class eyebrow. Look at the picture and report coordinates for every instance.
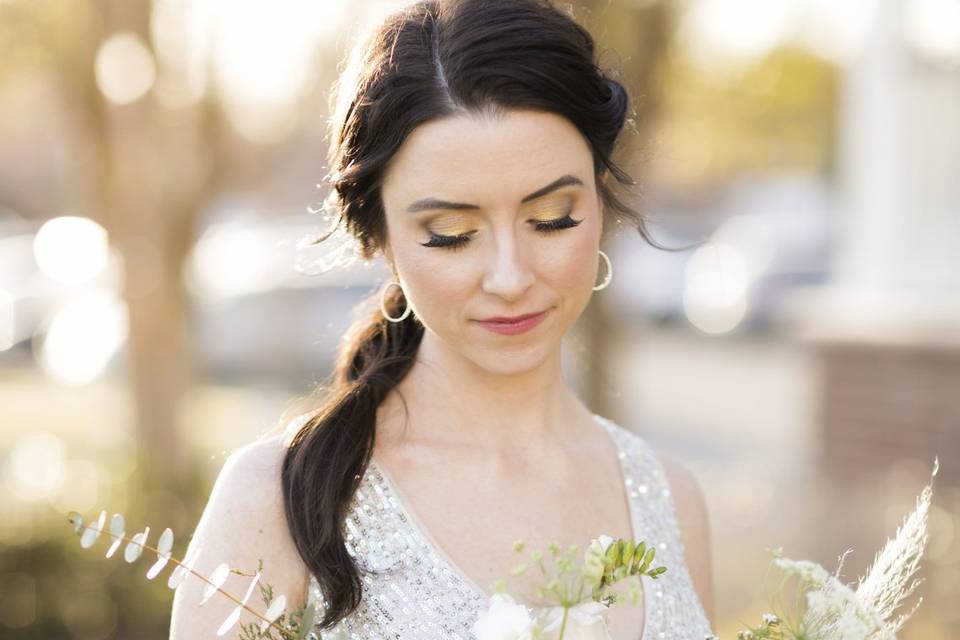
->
[405,174,584,214]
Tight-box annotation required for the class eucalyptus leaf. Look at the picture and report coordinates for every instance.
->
[217,605,243,636]
[106,513,126,558]
[298,602,317,639]
[168,545,202,590]
[67,511,84,534]
[110,513,125,537]
[146,554,170,579]
[80,510,107,548]
[201,562,231,605]
[80,524,99,549]
[145,528,174,579]
[124,526,150,562]
[240,572,262,606]
[157,527,174,555]
[216,572,262,637]
[264,594,287,623]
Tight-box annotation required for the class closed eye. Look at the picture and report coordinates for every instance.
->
[420,213,583,251]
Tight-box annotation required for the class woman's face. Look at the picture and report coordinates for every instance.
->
[379,109,604,375]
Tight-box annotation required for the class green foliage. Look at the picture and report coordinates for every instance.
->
[657,43,839,192]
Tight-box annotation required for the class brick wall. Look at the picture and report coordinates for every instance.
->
[815,340,960,486]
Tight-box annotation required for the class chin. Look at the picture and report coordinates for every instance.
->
[468,341,557,377]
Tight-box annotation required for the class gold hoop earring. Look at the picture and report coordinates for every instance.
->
[380,280,412,322]
[593,249,612,291]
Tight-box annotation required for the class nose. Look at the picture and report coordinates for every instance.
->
[480,229,536,302]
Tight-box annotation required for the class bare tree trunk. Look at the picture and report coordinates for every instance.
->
[574,0,674,417]
[53,0,226,490]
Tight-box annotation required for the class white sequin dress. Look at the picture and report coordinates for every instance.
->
[297,413,716,640]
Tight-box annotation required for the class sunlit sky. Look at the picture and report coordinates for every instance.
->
[684,0,960,64]
[105,0,954,141]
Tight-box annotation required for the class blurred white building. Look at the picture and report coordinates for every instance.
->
[790,0,960,484]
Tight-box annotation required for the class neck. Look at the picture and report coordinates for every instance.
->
[375,330,592,454]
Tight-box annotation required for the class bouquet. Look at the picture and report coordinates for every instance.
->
[730,457,939,640]
[471,535,665,640]
[66,457,937,639]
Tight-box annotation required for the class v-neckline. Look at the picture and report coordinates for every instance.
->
[366,412,651,640]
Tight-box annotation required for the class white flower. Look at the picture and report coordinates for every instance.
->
[772,557,832,587]
[591,535,615,555]
[539,601,612,640]
[804,578,889,640]
[473,593,537,640]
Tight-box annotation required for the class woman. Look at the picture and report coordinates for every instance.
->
[169,1,715,638]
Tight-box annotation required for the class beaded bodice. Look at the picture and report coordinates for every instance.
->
[295,413,716,639]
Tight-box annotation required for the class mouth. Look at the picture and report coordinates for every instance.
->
[478,310,547,323]
[474,308,551,335]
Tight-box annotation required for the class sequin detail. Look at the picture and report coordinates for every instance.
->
[298,414,716,639]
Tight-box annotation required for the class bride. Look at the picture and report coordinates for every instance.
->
[169,1,715,638]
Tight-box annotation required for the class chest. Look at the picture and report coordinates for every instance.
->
[365,450,648,639]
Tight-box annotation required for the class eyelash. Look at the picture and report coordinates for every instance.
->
[420,213,583,251]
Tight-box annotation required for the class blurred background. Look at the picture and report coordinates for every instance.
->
[1,0,957,637]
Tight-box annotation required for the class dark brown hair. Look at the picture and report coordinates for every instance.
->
[280,0,663,630]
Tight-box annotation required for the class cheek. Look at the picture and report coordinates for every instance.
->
[538,221,602,293]
[393,245,476,317]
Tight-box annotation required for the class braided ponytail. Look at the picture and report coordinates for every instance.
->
[282,284,421,628]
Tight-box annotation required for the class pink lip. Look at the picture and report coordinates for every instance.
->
[475,309,549,335]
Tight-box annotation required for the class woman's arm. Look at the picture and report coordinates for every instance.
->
[169,434,309,639]
[656,452,716,627]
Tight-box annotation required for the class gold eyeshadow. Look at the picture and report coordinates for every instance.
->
[425,214,474,236]
[424,197,573,232]
[529,198,573,221]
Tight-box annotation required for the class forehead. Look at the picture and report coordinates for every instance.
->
[381,109,594,208]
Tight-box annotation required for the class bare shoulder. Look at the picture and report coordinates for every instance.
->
[653,450,716,627]
[169,433,309,639]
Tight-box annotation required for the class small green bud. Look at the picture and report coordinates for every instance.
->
[639,547,656,572]
[604,541,619,566]
[648,565,667,578]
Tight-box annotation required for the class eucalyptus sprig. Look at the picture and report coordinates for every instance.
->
[66,509,315,639]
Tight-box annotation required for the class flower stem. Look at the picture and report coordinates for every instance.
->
[558,606,570,640]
